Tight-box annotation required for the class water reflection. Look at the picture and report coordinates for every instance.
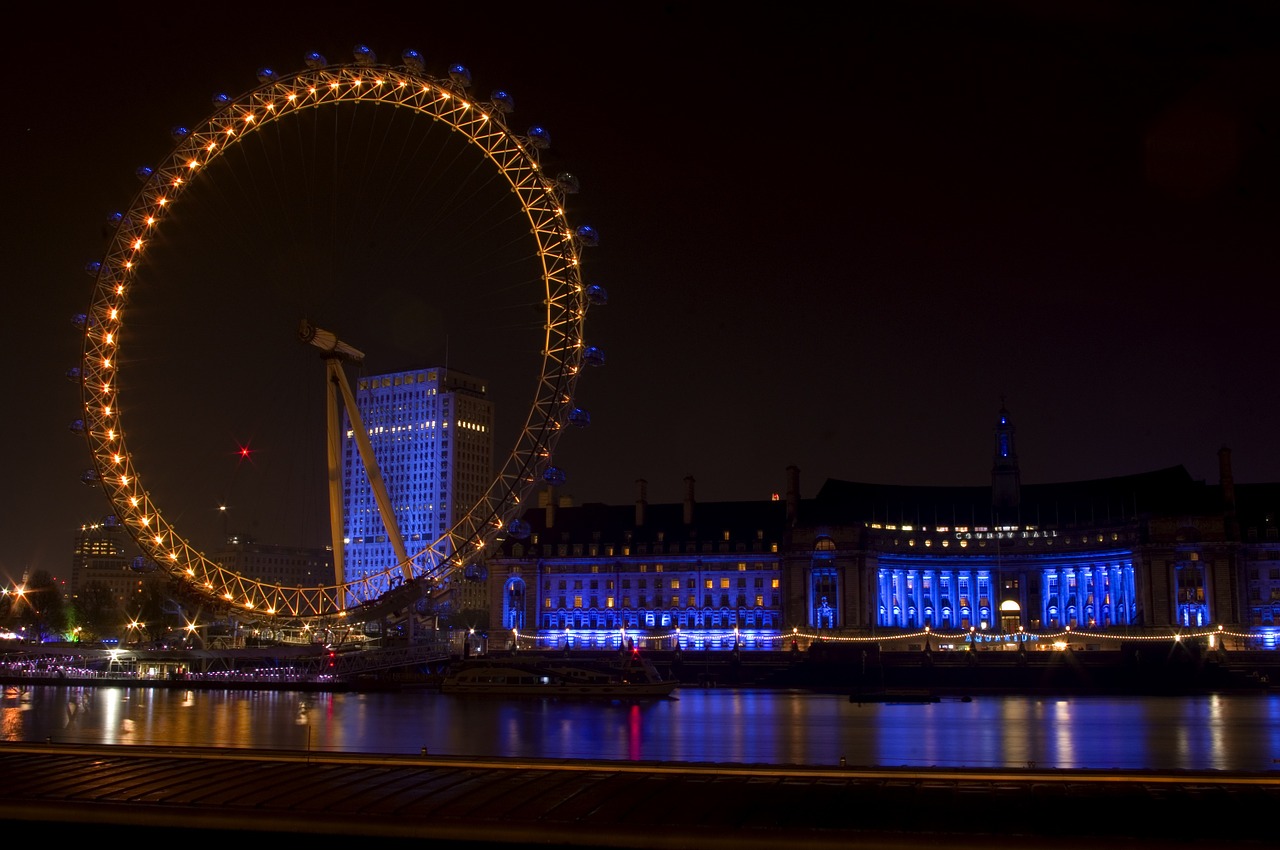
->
[3,685,1278,771]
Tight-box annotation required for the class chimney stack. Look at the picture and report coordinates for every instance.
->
[786,465,800,525]
[1219,445,1237,538]
[545,483,557,528]
[683,475,695,525]
[1218,445,1236,506]
[635,478,647,527]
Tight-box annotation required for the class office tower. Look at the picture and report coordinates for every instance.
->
[212,537,333,589]
[71,515,130,598]
[342,367,492,589]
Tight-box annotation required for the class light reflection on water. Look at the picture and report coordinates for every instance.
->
[2,685,1278,771]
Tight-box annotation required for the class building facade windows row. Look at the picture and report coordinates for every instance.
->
[487,446,1280,650]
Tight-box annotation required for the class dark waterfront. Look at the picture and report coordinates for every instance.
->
[6,683,1280,771]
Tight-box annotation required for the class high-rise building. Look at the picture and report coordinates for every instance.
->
[71,515,130,597]
[70,514,152,615]
[342,367,493,594]
[211,537,333,590]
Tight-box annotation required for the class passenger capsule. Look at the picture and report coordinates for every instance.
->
[448,64,472,87]
[71,313,94,330]
[575,225,599,247]
[65,367,82,383]
[353,44,376,65]
[131,557,157,573]
[491,90,515,113]
[211,92,231,108]
[106,212,124,229]
[170,125,190,142]
[256,67,279,83]
[582,346,605,367]
[80,469,99,485]
[507,518,531,540]
[543,466,567,487]
[402,49,425,73]
[556,172,580,194]
[527,125,551,149]
[84,261,102,276]
[69,419,85,434]
[304,51,327,69]
[586,284,608,306]
[569,408,591,428]
[135,166,153,181]
[104,514,121,528]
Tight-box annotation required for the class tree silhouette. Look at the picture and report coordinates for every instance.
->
[7,570,68,642]
[73,582,121,642]
[125,575,183,644]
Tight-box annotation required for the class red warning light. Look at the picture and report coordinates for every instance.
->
[234,439,255,464]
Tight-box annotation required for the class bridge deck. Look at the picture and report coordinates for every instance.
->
[0,742,1274,849]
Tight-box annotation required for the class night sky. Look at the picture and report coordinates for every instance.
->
[7,2,1280,583]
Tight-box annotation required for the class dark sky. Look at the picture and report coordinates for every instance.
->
[7,1,1280,583]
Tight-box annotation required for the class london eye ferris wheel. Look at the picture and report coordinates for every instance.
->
[72,44,607,628]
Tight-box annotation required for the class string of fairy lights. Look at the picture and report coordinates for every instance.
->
[509,622,1266,650]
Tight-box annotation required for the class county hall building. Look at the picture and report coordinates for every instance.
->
[485,408,1280,651]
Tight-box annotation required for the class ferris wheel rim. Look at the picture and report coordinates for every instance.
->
[77,48,595,626]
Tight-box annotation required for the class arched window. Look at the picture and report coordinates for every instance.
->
[812,568,838,627]
[504,578,526,630]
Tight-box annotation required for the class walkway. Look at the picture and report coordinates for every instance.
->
[0,742,1274,849]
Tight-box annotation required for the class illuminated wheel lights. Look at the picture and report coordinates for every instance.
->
[77,45,601,625]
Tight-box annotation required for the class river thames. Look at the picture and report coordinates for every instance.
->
[5,684,1279,771]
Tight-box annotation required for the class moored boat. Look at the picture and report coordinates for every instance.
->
[441,649,678,698]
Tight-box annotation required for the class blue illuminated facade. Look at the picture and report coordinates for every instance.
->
[486,409,1280,650]
[870,551,1138,630]
[341,367,492,596]
[489,478,786,650]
